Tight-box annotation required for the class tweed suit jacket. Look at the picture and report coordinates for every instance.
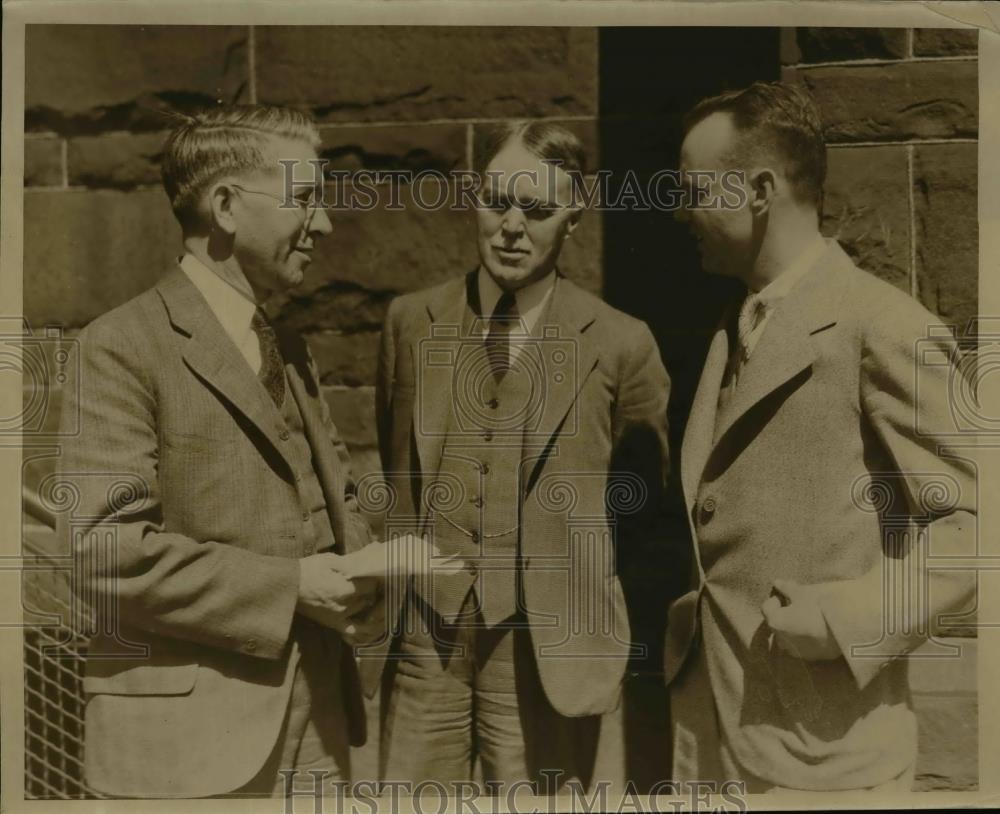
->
[371,271,671,717]
[666,241,977,789]
[56,266,372,798]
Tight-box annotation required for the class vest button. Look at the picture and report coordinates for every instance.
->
[701,496,718,518]
[245,638,257,652]
[480,462,490,474]
[471,496,484,508]
[470,530,480,544]
[302,511,310,522]
[487,398,499,409]
[483,431,493,442]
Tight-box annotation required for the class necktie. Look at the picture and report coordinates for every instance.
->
[485,291,518,381]
[251,309,286,407]
[737,292,767,362]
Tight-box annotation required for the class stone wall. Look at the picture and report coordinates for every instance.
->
[783,27,979,329]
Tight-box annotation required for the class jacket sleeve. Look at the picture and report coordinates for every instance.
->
[57,320,300,660]
[609,321,672,559]
[819,300,977,689]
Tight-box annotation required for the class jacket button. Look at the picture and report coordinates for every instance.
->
[471,496,484,508]
[483,430,493,442]
[279,429,290,441]
[302,511,310,522]
[470,530,480,544]
[245,639,257,652]
[480,462,490,474]
[701,496,718,517]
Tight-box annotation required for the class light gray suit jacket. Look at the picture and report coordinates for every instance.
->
[56,267,371,797]
[666,241,977,789]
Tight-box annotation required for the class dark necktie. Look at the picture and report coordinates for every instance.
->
[251,309,286,407]
[485,291,518,381]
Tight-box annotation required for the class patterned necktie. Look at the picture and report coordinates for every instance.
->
[251,309,285,407]
[737,292,768,362]
[485,291,518,381]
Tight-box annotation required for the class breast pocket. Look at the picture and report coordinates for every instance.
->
[83,656,198,697]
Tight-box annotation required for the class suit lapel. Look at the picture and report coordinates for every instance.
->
[285,365,349,554]
[711,243,844,445]
[412,274,470,482]
[680,315,732,511]
[156,267,299,477]
[521,276,600,493]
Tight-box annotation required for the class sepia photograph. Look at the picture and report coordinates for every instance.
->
[1,1,995,811]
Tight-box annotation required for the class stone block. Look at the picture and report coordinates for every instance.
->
[822,145,910,291]
[913,143,978,328]
[23,189,181,329]
[256,26,598,123]
[794,61,978,142]
[68,132,167,189]
[25,138,63,187]
[319,123,467,174]
[25,24,250,133]
[793,28,908,63]
[913,28,978,57]
[303,330,380,387]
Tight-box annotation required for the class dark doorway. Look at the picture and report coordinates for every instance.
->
[598,26,781,788]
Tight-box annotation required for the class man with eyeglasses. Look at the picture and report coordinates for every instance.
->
[57,105,384,798]
[373,121,671,790]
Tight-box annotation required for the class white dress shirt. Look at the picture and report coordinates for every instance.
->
[179,253,263,375]
[476,267,557,363]
[741,235,829,360]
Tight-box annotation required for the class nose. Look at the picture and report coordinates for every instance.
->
[500,206,526,237]
[309,201,333,237]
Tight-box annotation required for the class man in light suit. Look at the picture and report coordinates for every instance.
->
[374,122,670,788]
[57,105,383,798]
[666,81,977,792]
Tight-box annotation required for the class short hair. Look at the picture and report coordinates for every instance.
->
[683,81,827,210]
[473,120,587,190]
[161,104,321,229]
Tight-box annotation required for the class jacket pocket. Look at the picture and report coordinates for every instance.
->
[83,659,198,697]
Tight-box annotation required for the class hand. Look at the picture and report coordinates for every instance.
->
[335,535,464,580]
[340,591,388,647]
[760,579,843,661]
[296,553,376,634]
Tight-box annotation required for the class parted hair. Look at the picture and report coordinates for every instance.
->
[684,81,827,210]
[161,105,321,229]
[473,120,588,182]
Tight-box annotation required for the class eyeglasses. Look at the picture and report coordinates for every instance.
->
[230,183,323,226]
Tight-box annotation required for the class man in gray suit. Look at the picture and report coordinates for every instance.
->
[667,82,976,791]
[375,122,670,789]
[58,105,382,798]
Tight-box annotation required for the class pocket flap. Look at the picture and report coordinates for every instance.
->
[83,660,198,697]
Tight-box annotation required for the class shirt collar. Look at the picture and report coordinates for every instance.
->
[179,253,258,344]
[477,267,557,334]
[752,235,829,310]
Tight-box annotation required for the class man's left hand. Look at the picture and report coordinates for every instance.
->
[760,579,843,661]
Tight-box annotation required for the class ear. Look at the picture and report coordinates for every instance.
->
[208,181,239,236]
[748,167,777,216]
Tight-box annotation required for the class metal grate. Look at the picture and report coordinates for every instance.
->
[22,513,104,801]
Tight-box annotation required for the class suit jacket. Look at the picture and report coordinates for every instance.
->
[372,271,671,717]
[56,267,372,798]
[666,241,977,789]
